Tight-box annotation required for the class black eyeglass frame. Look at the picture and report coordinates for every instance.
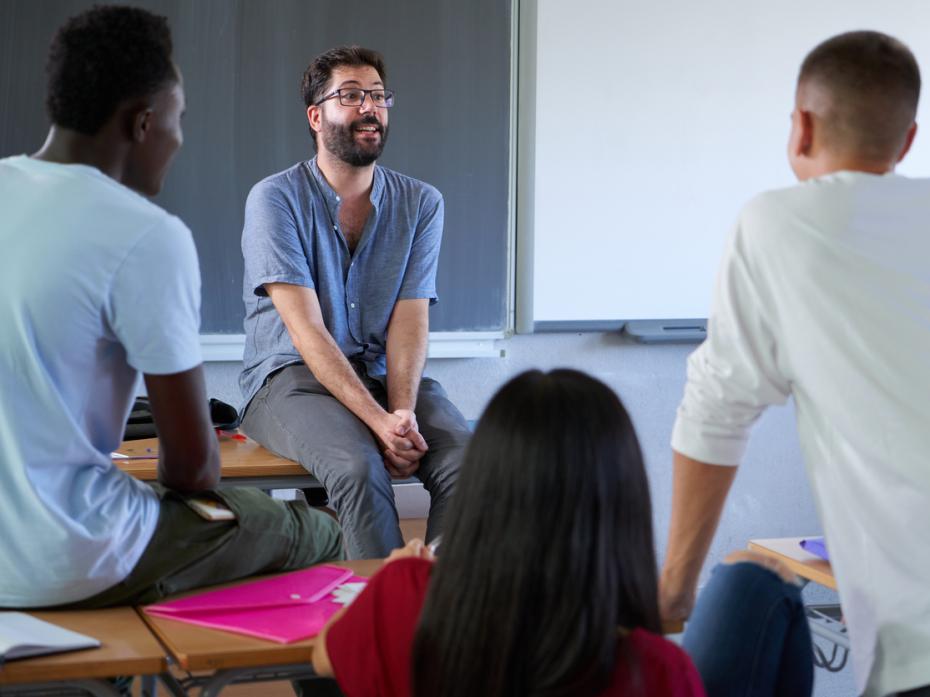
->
[314,88,395,108]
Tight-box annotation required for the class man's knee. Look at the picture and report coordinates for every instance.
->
[416,382,471,448]
[316,447,391,495]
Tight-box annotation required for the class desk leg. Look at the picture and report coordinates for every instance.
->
[197,663,319,697]
[794,579,850,672]
[154,672,187,697]
[807,605,850,672]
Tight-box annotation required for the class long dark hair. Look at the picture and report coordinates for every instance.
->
[412,369,660,697]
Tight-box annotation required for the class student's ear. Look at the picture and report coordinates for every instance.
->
[896,122,918,164]
[130,106,154,144]
[787,107,816,180]
[793,108,815,157]
[307,105,322,139]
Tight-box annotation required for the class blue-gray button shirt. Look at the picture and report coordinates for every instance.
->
[239,158,443,409]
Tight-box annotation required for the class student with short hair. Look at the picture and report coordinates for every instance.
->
[309,369,813,697]
[660,31,930,697]
[0,5,341,609]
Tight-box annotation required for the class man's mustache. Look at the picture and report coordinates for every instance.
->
[352,116,383,134]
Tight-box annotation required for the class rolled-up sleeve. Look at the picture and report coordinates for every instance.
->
[672,218,791,466]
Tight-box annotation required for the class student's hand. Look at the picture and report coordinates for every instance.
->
[723,550,800,585]
[384,538,435,565]
[658,580,696,628]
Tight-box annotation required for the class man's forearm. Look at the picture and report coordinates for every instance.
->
[386,302,429,412]
[386,339,427,411]
[660,450,738,617]
[294,327,386,428]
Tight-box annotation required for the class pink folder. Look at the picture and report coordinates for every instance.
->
[144,565,363,643]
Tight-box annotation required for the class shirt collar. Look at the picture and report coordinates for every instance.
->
[307,156,385,210]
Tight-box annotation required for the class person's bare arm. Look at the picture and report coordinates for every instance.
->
[264,282,416,456]
[144,365,220,492]
[659,450,738,623]
[382,299,430,477]
[386,299,429,412]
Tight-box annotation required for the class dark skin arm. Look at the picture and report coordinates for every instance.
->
[143,365,220,492]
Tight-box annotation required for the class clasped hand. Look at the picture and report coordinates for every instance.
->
[377,409,428,478]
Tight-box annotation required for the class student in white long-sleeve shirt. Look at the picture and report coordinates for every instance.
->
[659,31,930,697]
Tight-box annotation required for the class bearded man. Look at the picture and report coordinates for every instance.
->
[239,46,469,559]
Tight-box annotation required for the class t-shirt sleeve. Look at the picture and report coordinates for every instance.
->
[241,180,314,297]
[671,214,791,466]
[397,191,443,304]
[326,558,431,697]
[106,216,202,375]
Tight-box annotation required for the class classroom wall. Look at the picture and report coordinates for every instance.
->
[204,332,854,696]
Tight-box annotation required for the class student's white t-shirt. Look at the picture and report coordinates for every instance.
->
[672,171,930,697]
[0,156,202,607]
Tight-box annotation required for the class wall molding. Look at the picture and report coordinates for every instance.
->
[200,332,506,362]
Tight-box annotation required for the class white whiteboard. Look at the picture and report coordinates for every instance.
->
[525,0,930,324]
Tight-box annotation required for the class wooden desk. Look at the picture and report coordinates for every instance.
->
[115,435,419,494]
[139,559,382,697]
[115,436,322,490]
[748,537,836,590]
[0,607,168,695]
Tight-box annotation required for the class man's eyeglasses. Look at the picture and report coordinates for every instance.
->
[315,88,395,108]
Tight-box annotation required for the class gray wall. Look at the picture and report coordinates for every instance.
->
[204,332,854,696]
[0,0,511,333]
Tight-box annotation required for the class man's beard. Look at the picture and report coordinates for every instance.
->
[320,114,388,167]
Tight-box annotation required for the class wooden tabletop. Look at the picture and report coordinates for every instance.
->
[748,537,836,590]
[115,435,306,481]
[139,559,383,672]
[0,607,167,684]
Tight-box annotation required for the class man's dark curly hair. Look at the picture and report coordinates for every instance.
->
[300,46,387,143]
[45,5,176,136]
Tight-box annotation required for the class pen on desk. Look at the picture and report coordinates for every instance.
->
[112,454,159,460]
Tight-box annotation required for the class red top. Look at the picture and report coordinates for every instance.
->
[326,558,706,697]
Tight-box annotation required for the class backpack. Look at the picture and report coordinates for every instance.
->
[123,397,241,441]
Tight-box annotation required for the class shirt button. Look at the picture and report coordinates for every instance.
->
[350,303,356,308]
